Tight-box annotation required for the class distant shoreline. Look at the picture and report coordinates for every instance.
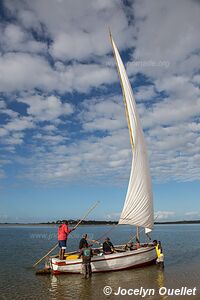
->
[0,220,200,225]
[155,220,200,224]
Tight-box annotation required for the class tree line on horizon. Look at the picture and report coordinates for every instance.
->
[0,220,200,225]
[40,219,200,225]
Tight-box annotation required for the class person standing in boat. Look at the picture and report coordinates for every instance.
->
[58,220,74,260]
[78,242,93,278]
[103,237,115,254]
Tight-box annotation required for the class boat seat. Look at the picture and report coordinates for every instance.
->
[65,254,79,260]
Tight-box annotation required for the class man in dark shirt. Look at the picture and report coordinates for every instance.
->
[78,242,93,278]
[79,234,89,249]
[103,237,115,254]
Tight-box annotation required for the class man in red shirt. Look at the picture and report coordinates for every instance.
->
[58,220,75,260]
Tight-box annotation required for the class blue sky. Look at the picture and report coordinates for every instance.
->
[0,0,200,223]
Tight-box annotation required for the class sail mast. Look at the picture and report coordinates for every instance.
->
[136,226,140,242]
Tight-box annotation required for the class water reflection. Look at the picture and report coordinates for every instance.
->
[49,275,58,296]
[48,262,199,300]
[48,265,168,300]
[49,274,95,300]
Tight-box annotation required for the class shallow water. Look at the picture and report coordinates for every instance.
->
[0,224,199,299]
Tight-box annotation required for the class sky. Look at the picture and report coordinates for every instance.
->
[0,0,200,223]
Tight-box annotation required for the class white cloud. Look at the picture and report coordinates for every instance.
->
[146,121,200,181]
[193,75,200,84]
[0,0,128,96]
[34,132,68,145]
[125,4,200,183]
[135,85,156,102]
[0,0,200,187]
[0,128,9,137]
[155,211,175,220]
[2,0,134,61]
[80,95,126,132]
[42,124,57,132]
[4,24,25,45]
[18,9,42,31]
[0,95,130,185]
[106,212,121,220]
[15,125,131,184]
[4,116,34,132]
[25,0,133,60]
[0,23,46,54]
[0,100,18,118]
[50,31,95,61]
[0,53,55,92]
[127,0,200,78]
[4,132,25,145]
[0,101,34,151]
[185,211,200,218]
[18,94,74,121]
[0,52,116,93]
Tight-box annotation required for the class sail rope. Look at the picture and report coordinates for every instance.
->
[93,214,141,243]
[94,223,119,243]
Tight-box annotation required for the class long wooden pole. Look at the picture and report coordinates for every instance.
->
[32,243,58,268]
[72,201,100,229]
[32,201,99,268]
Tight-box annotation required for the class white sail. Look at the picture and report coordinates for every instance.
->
[110,35,154,231]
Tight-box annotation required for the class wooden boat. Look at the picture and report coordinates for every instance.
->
[50,246,156,274]
[48,33,159,274]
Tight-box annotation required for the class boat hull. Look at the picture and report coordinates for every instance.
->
[50,246,157,274]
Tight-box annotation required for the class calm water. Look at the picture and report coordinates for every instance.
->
[0,224,199,300]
